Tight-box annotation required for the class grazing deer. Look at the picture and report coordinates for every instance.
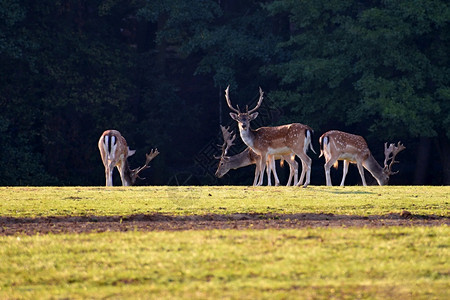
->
[215,125,299,186]
[98,130,159,186]
[319,130,406,186]
[225,86,316,187]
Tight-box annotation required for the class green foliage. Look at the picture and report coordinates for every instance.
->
[0,0,449,185]
[138,0,279,89]
[0,0,28,58]
[0,0,201,185]
[138,0,221,42]
[264,0,450,140]
[0,117,56,185]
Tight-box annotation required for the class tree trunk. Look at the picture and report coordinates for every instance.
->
[435,136,450,185]
[442,138,450,185]
[413,137,431,184]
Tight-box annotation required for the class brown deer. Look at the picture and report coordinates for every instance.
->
[215,125,299,186]
[98,130,159,186]
[225,86,316,187]
[319,130,406,186]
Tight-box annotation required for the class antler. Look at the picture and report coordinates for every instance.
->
[225,86,240,113]
[222,126,236,156]
[132,148,160,179]
[247,87,264,114]
[383,142,406,175]
[225,86,264,114]
[215,125,236,159]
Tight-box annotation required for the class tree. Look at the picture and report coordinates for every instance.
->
[0,0,55,184]
[0,1,162,185]
[138,0,279,89]
[264,0,450,183]
[1,0,448,185]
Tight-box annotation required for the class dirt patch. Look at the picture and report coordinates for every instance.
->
[0,212,448,235]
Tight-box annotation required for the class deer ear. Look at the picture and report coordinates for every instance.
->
[249,112,259,120]
[229,112,238,120]
[127,148,136,157]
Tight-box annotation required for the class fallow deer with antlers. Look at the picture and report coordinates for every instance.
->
[98,130,159,186]
[215,125,299,186]
[319,130,406,186]
[225,86,316,187]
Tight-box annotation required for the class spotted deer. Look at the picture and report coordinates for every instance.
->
[225,86,316,187]
[215,125,299,186]
[319,130,406,186]
[98,130,159,186]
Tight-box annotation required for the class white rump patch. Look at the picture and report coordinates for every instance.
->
[103,135,111,160]
[104,135,109,148]
[325,138,331,156]
[304,130,311,152]
[106,135,117,160]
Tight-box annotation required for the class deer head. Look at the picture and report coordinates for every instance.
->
[127,148,160,185]
[383,142,406,177]
[225,86,264,131]
[215,126,237,178]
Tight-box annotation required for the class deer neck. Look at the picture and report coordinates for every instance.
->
[229,148,256,169]
[238,126,256,149]
[121,159,134,186]
[362,154,389,186]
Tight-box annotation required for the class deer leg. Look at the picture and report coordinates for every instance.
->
[255,158,263,186]
[340,160,349,186]
[269,156,280,186]
[291,156,299,186]
[356,162,367,186]
[286,173,292,186]
[286,165,293,186]
[324,158,337,186]
[257,155,267,186]
[116,162,132,186]
[105,165,113,186]
[303,156,312,188]
[116,164,127,186]
[105,160,116,186]
[296,152,312,188]
[257,163,265,186]
[297,159,306,187]
[266,160,272,186]
[285,157,294,186]
[253,165,260,186]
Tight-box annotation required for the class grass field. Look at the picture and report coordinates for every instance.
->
[0,186,449,299]
[0,185,448,217]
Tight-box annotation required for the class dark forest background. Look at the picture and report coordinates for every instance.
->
[1,0,449,186]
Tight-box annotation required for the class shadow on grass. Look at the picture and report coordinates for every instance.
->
[1,213,448,236]
[311,187,377,195]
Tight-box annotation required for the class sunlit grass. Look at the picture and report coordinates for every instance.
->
[0,186,448,217]
[0,186,448,299]
[0,227,448,299]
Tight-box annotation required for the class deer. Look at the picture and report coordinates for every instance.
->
[225,86,316,187]
[319,130,406,186]
[215,125,299,186]
[98,130,159,186]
